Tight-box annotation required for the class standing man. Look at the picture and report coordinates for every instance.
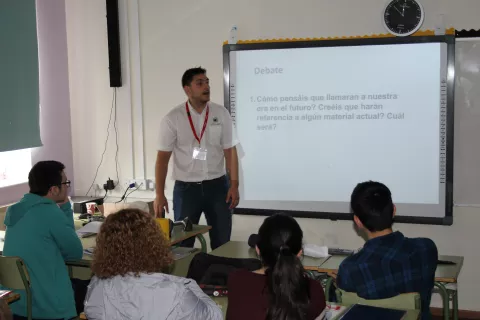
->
[155,67,240,250]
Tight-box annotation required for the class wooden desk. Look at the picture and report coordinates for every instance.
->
[169,249,201,277]
[169,241,329,280]
[209,241,329,271]
[4,292,19,304]
[66,224,211,268]
[193,242,463,320]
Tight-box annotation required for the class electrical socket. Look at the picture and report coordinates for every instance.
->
[129,179,148,191]
[147,179,156,190]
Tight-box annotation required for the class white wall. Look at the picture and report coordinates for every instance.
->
[65,0,480,311]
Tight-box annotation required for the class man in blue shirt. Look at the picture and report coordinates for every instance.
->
[336,181,438,320]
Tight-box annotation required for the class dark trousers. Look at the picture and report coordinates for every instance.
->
[173,175,232,250]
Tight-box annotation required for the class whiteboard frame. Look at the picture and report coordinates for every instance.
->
[223,35,455,226]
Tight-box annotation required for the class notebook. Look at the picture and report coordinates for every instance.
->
[340,304,407,320]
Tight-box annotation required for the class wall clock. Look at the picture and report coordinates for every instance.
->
[383,0,425,36]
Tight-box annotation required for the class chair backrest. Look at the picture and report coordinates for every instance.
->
[0,256,32,319]
[335,289,421,310]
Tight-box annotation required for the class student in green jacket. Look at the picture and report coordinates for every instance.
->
[3,161,83,320]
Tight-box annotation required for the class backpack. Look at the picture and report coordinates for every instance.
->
[186,252,262,296]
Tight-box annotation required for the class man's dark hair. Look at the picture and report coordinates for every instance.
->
[28,161,65,196]
[181,67,206,87]
[351,181,394,232]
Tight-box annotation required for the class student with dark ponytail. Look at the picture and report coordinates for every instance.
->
[226,213,326,320]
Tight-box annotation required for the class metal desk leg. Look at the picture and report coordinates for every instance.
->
[451,289,459,320]
[196,234,207,252]
[434,282,450,320]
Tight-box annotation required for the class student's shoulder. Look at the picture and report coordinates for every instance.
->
[339,251,363,269]
[29,202,63,218]
[163,102,186,119]
[209,101,225,110]
[209,102,230,115]
[407,236,438,253]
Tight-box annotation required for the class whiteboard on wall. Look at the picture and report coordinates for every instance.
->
[453,40,480,206]
[223,36,455,225]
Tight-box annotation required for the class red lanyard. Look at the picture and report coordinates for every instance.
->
[186,102,209,144]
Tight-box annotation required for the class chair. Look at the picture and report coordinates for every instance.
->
[335,289,421,310]
[0,256,32,320]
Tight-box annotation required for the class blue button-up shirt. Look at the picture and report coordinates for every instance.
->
[337,231,438,320]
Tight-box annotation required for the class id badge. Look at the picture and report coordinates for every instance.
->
[192,147,207,160]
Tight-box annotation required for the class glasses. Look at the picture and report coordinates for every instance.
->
[60,180,71,187]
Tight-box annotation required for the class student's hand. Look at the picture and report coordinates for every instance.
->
[226,185,240,209]
[154,194,169,217]
[58,195,70,206]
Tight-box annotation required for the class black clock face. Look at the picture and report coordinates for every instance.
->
[384,0,424,35]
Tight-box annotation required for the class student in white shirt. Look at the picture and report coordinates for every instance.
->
[154,67,240,250]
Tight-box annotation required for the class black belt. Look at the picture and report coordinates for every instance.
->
[177,175,225,185]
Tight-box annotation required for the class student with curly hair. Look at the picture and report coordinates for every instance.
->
[84,208,222,320]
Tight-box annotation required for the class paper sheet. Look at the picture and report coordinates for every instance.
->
[303,243,329,258]
[76,221,103,236]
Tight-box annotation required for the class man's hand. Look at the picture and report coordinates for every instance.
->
[154,194,169,217]
[226,185,240,209]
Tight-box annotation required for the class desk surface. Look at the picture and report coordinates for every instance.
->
[331,305,420,320]
[4,292,20,304]
[67,224,211,267]
[184,241,464,284]
[209,241,329,270]
[169,241,328,279]
[317,254,464,283]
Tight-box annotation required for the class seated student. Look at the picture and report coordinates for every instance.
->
[336,181,438,320]
[227,213,326,320]
[3,161,83,320]
[84,208,222,320]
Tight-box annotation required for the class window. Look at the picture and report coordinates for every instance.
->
[0,149,32,188]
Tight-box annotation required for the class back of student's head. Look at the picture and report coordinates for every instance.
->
[256,213,309,320]
[28,161,65,196]
[351,181,394,232]
[92,208,173,278]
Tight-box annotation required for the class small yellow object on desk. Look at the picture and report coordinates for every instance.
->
[156,218,170,240]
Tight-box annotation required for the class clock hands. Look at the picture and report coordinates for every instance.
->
[394,5,404,16]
